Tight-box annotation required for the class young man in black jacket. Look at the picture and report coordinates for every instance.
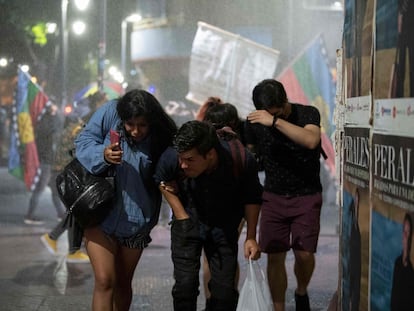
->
[154,120,262,311]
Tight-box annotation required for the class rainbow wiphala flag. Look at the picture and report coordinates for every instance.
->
[9,68,50,191]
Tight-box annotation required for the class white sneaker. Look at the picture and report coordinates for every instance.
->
[24,217,44,225]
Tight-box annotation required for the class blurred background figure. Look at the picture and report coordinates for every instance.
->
[41,91,107,263]
[24,99,63,225]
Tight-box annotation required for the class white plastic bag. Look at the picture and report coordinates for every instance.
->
[236,258,273,311]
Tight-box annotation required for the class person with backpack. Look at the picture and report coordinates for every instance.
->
[154,120,263,311]
[246,79,323,311]
[201,100,247,309]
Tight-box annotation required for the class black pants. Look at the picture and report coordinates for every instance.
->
[170,218,239,311]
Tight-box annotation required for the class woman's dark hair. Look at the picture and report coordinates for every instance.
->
[252,79,288,110]
[117,89,177,162]
[174,120,219,156]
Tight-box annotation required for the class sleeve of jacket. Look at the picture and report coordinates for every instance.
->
[153,146,180,185]
[74,101,118,174]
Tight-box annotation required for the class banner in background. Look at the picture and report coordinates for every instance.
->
[186,21,280,118]
[9,68,49,191]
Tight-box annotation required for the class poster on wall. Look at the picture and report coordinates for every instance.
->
[341,126,370,311]
[375,0,413,100]
[370,132,414,311]
[370,0,414,310]
[343,0,374,99]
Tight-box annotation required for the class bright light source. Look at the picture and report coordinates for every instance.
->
[125,13,142,23]
[113,72,124,84]
[72,20,86,35]
[108,66,118,76]
[46,22,57,34]
[0,58,8,67]
[64,105,73,115]
[74,0,90,11]
[21,65,30,72]
[332,1,343,10]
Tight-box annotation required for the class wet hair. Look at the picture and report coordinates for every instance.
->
[203,102,240,131]
[252,79,288,110]
[195,96,223,121]
[174,120,219,156]
[117,89,177,161]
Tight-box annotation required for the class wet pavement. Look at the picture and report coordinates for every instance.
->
[0,167,339,310]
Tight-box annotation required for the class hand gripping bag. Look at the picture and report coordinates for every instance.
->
[236,258,273,311]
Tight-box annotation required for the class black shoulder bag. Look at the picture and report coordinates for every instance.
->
[56,158,115,228]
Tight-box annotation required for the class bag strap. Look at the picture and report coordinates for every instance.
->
[216,126,246,178]
[227,138,246,178]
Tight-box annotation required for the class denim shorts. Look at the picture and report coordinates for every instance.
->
[115,231,152,249]
[259,191,322,253]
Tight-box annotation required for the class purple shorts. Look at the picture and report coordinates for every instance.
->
[259,191,322,253]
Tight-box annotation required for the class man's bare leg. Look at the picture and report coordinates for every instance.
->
[267,252,287,311]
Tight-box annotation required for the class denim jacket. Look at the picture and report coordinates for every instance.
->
[75,100,161,238]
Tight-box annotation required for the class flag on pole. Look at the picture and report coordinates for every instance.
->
[9,68,50,190]
[277,34,336,175]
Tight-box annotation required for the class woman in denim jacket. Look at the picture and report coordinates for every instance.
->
[75,89,177,311]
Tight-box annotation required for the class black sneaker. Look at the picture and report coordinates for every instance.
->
[295,292,310,311]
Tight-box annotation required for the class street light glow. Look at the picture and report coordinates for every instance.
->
[21,65,30,72]
[125,13,142,23]
[72,20,86,35]
[0,58,8,67]
[74,0,90,11]
[46,22,58,34]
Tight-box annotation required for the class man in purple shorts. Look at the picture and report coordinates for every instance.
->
[246,79,323,311]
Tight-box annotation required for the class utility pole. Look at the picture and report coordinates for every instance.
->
[61,0,68,108]
[97,0,107,92]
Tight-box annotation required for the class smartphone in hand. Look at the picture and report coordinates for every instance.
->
[110,129,121,150]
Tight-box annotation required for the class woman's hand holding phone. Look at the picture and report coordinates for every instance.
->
[105,130,123,164]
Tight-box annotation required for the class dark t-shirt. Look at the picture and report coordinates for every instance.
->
[245,103,322,196]
[154,141,263,229]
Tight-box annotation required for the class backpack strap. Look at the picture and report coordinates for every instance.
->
[216,127,246,178]
[226,138,246,178]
